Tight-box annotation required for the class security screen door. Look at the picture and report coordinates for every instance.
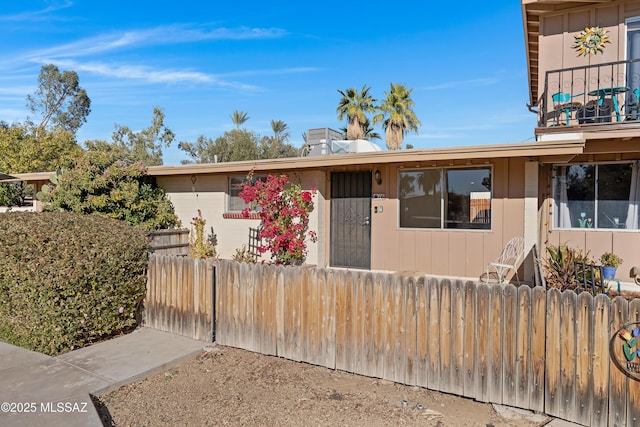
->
[330,171,372,269]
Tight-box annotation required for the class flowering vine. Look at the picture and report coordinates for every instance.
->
[240,174,317,265]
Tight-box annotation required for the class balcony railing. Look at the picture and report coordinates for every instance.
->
[540,58,640,128]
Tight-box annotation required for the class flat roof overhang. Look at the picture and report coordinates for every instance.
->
[2,140,587,183]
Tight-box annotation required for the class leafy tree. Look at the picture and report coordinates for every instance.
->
[37,149,180,230]
[0,182,23,206]
[259,120,299,159]
[178,135,219,164]
[0,124,80,173]
[111,107,175,166]
[26,64,91,135]
[336,85,377,140]
[373,83,421,150]
[230,110,249,129]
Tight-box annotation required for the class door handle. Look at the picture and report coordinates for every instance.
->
[363,216,370,226]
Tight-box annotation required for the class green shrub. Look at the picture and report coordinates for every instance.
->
[0,212,149,355]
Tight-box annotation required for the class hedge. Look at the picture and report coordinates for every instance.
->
[0,212,148,355]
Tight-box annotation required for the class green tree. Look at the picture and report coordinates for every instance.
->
[340,117,380,141]
[37,149,180,230]
[336,85,377,140]
[111,107,175,166]
[0,125,80,173]
[373,83,421,150]
[26,64,91,135]
[259,120,299,159]
[178,135,219,164]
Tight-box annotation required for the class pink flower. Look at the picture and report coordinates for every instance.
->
[119,307,124,314]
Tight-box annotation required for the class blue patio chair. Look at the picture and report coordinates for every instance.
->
[552,92,582,126]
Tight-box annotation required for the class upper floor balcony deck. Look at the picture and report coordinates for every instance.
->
[539,58,640,130]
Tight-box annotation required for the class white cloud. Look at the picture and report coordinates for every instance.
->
[0,1,74,22]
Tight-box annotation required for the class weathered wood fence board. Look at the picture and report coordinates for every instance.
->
[147,228,190,256]
[145,254,213,341]
[145,257,640,427]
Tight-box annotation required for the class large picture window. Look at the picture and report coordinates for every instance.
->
[399,167,492,230]
[553,162,640,230]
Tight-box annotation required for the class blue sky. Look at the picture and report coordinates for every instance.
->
[0,1,536,165]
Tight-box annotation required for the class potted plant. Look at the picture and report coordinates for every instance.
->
[600,252,623,281]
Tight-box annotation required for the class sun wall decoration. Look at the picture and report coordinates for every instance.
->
[573,26,610,56]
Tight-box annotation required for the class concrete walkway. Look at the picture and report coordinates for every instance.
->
[0,328,205,427]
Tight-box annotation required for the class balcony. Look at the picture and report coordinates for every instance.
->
[539,58,640,129]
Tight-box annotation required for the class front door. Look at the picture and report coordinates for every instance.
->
[330,171,372,269]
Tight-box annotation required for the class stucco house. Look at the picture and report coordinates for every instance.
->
[6,0,640,288]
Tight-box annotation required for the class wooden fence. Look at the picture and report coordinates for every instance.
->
[147,228,190,256]
[214,260,640,427]
[145,254,214,341]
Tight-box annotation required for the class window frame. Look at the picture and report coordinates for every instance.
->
[552,161,636,231]
[397,165,493,231]
[227,175,266,213]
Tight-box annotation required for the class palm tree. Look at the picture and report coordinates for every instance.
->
[270,120,290,143]
[373,83,421,150]
[230,110,249,129]
[336,85,376,140]
[339,118,380,141]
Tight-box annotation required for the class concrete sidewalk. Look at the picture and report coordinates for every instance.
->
[0,328,205,427]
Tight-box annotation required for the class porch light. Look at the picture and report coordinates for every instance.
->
[374,169,382,185]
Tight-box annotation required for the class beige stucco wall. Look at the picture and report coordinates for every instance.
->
[157,171,327,266]
[369,158,531,281]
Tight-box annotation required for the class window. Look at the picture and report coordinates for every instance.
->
[228,176,265,212]
[553,162,640,230]
[399,167,492,230]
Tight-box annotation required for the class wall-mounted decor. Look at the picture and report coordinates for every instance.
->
[573,26,610,56]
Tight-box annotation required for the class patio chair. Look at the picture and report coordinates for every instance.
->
[482,237,525,285]
[552,92,582,126]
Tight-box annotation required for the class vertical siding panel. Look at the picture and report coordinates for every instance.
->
[560,291,577,422]
[627,299,640,427]
[515,285,532,410]
[609,297,629,427]
[489,284,504,404]
[451,280,465,396]
[363,273,375,377]
[575,292,594,426]
[545,288,562,419]
[427,277,441,391]
[404,276,417,386]
[415,277,429,389]
[530,286,546,413]
[591,295,610,427]
[439,279,453,393]
[334,271,348,372]
[502,284,517,408]
[463,281,477,400]
[476,283,490,402]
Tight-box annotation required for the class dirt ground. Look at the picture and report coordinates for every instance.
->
[96,344,548,427]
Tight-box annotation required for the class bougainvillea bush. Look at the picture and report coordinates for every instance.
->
[240,174,317,265]
[0,212,148,355]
